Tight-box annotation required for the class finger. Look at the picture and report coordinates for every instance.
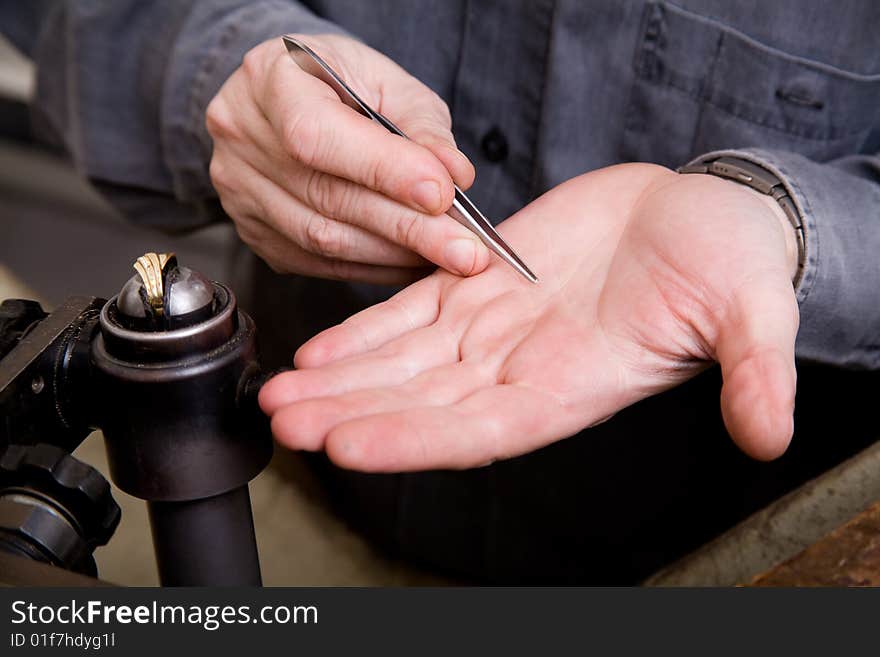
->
[395,114,475,189]
[261,183,426,267]
[419,138,475,191]
[379,74,475,188]
[261,62,456,215]
[229,91,488,275]
[218,147,428,267]
[294,169,489,276]
[323,384,575,472]
[234,212,428,285]
[716,276,799,461]
[260,323,458,413]
[294,275,444,368]
[269,360,491,450]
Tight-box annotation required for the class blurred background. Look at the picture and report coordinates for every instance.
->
[0,35,443,586]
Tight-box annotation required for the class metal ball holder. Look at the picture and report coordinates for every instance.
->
[0,253,273,586]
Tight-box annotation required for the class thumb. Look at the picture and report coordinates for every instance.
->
[715,275,799,461]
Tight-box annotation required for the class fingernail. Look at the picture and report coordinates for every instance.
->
[412,180,442,213]
[444,238,478,275]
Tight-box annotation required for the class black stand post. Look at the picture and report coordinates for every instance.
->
[148,486,262,586]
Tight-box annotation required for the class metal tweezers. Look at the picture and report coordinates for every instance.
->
[282,35,538,283]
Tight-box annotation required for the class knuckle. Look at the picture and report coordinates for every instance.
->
[205,97,234,139]
[233,222,252,245]
[270,204,296,240]
[304,170,343,219]
[365,152,403,197]
[241,48,263,81]
[208,155,230,191]
[362,152,387,192]
[393,211,424,251]
[432,92,452,127]
[232,217,260,247]
[283,108,325,168]
[303,213,345,257]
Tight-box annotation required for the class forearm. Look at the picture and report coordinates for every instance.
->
[10,0,348,229]
[0,0,56,57]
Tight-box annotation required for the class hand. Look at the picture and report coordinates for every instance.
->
[259,163,801,471]
[206,34,489,284]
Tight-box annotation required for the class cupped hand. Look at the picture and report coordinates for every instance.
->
[206,34,489,284]
[260,163,801,471]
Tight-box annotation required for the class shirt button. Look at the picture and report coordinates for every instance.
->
[480,126,509,163]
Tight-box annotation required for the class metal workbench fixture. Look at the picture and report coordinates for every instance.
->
[0,253,273,586]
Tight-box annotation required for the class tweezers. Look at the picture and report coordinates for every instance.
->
[282,35,538,283]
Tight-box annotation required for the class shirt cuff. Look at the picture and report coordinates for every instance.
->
[684,148,880,369]
[161,0,349,203]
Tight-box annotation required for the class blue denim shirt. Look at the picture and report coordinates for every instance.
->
[4,0,880,368]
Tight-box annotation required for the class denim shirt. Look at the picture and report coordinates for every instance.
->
[4,0,880,368]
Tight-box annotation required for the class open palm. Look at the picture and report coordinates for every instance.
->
[260,163,800,471]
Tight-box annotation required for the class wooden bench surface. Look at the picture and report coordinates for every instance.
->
[750,499,880,586]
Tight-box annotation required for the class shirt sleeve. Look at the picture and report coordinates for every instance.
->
[684,147,880,370]
[1,0,348,230]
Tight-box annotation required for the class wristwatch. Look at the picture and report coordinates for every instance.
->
[678,156,806,288]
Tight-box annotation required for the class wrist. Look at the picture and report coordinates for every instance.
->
[678,155,805,287]
[751,187,801,281]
